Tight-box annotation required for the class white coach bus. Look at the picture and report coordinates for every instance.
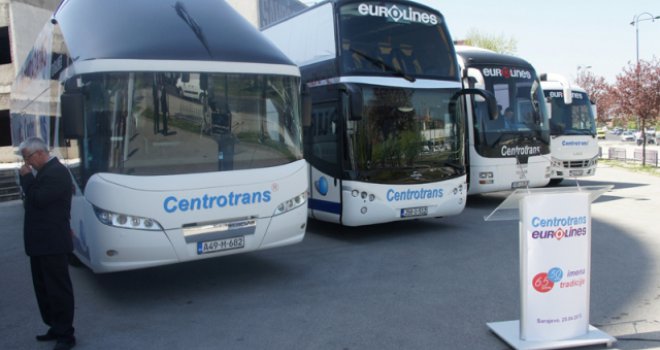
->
[540,73,599,185]
[456,46,551,194]
[262,0,494,226]
[11,0,308,272]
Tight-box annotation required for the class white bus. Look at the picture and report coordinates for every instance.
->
[540,74,598,185]
[10,0,308,273]
[456,46,551,194]
[262,1,494,226]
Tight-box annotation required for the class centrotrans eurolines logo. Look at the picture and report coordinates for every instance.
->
[530,215,588,240]
[357,3,439,25]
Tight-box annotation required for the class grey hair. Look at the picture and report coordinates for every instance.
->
[18,137,49,155]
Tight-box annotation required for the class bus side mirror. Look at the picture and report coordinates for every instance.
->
[562,87,572,105]
[200,74,208,91]
[541,73,572,105]
[342,84,363,121]
[302,88,312,127]
[450,88,498,120]
[60,92,85,139]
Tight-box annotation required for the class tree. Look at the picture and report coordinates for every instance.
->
[610,57,660,165]
[462,28,517,55]
[575,71,611,125]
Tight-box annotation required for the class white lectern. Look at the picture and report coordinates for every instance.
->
[485,186,616,349]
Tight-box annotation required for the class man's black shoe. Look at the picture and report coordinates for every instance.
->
[53,338,76,350]
[36,333,57,341]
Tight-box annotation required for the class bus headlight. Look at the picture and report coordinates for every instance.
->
[551,157,563,168]
[273,191,307,216]
[93,206,164,231]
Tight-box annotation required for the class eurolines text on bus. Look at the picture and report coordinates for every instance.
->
[357,3,438,25]
[548,91,584,99]
[164,191,271,213]
[386,187,443,202]
[482,67,532,80]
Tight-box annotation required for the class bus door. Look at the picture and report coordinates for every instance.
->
[307,92,342,223]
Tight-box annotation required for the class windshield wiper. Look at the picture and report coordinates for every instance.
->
[350,48,416,82]
[487,131,519,147]
[443,162,465,174]
[563,129,594,136]
[174,2,211,57]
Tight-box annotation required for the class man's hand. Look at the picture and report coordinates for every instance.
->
[19,164,32,176]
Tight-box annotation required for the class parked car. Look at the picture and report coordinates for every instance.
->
[635,131,657,145]
[621,131,634,142]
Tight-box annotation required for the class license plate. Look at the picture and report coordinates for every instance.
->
[401,206,428,218]
[197,236,245,255]
[511,180,529,189]
[569,170,584,176]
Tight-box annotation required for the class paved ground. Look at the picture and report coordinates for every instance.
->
[0,163,659,350]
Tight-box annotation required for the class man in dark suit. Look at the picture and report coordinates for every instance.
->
[18,137,76,350]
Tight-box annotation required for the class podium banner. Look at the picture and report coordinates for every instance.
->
[520,192,591,341]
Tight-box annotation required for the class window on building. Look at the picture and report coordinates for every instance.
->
[0,110,11,146]
[1,27,11,64]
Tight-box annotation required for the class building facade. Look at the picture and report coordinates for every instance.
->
[226,0,306,29]
[1,0,59,161]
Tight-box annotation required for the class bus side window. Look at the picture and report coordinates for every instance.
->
[310,104,339,171]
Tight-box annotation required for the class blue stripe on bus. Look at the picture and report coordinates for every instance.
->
[309,198,341,214]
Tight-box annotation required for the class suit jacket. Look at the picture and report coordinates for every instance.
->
[20,157,74,256]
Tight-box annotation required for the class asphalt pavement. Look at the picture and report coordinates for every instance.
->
[1,163,659,350]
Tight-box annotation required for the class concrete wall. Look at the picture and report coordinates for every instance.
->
[8,1,55,75]
[0,0,58,159]
[226,0,258,27]
[0,1,9,27]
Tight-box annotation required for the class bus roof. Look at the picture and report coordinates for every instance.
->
[261,0,443,30]
[540,80,588,94]
[53,0,295,67]
[455,46,534,69]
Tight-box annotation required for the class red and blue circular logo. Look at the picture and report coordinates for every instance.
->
[532,267,563,293]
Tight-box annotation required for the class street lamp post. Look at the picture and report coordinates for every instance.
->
[576,65,592,82]
[630,12,659,165]
[630,12,659,64]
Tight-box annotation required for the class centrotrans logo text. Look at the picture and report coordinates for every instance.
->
[387,187,443,202]
[358,3,438,25]
[530,215,588,240]
[164,191,271,213]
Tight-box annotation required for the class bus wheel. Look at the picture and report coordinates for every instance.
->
[548,178,563,186]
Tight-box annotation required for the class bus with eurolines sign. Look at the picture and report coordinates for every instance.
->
[10,0,308,272]
[456,46,551,194]
[540,73,598,185]
[262,1,495,226]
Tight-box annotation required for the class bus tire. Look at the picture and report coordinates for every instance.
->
[548,178,563,186]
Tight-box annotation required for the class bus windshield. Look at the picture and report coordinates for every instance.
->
[470,66,549,157]
[338,2,457,80]
[344,86,464,184]
[545,91,596,136]
[76,72,302,183]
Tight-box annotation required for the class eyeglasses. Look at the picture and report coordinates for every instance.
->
[23,151,39,161]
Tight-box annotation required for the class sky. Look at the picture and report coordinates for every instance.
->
[303,0,660,83]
